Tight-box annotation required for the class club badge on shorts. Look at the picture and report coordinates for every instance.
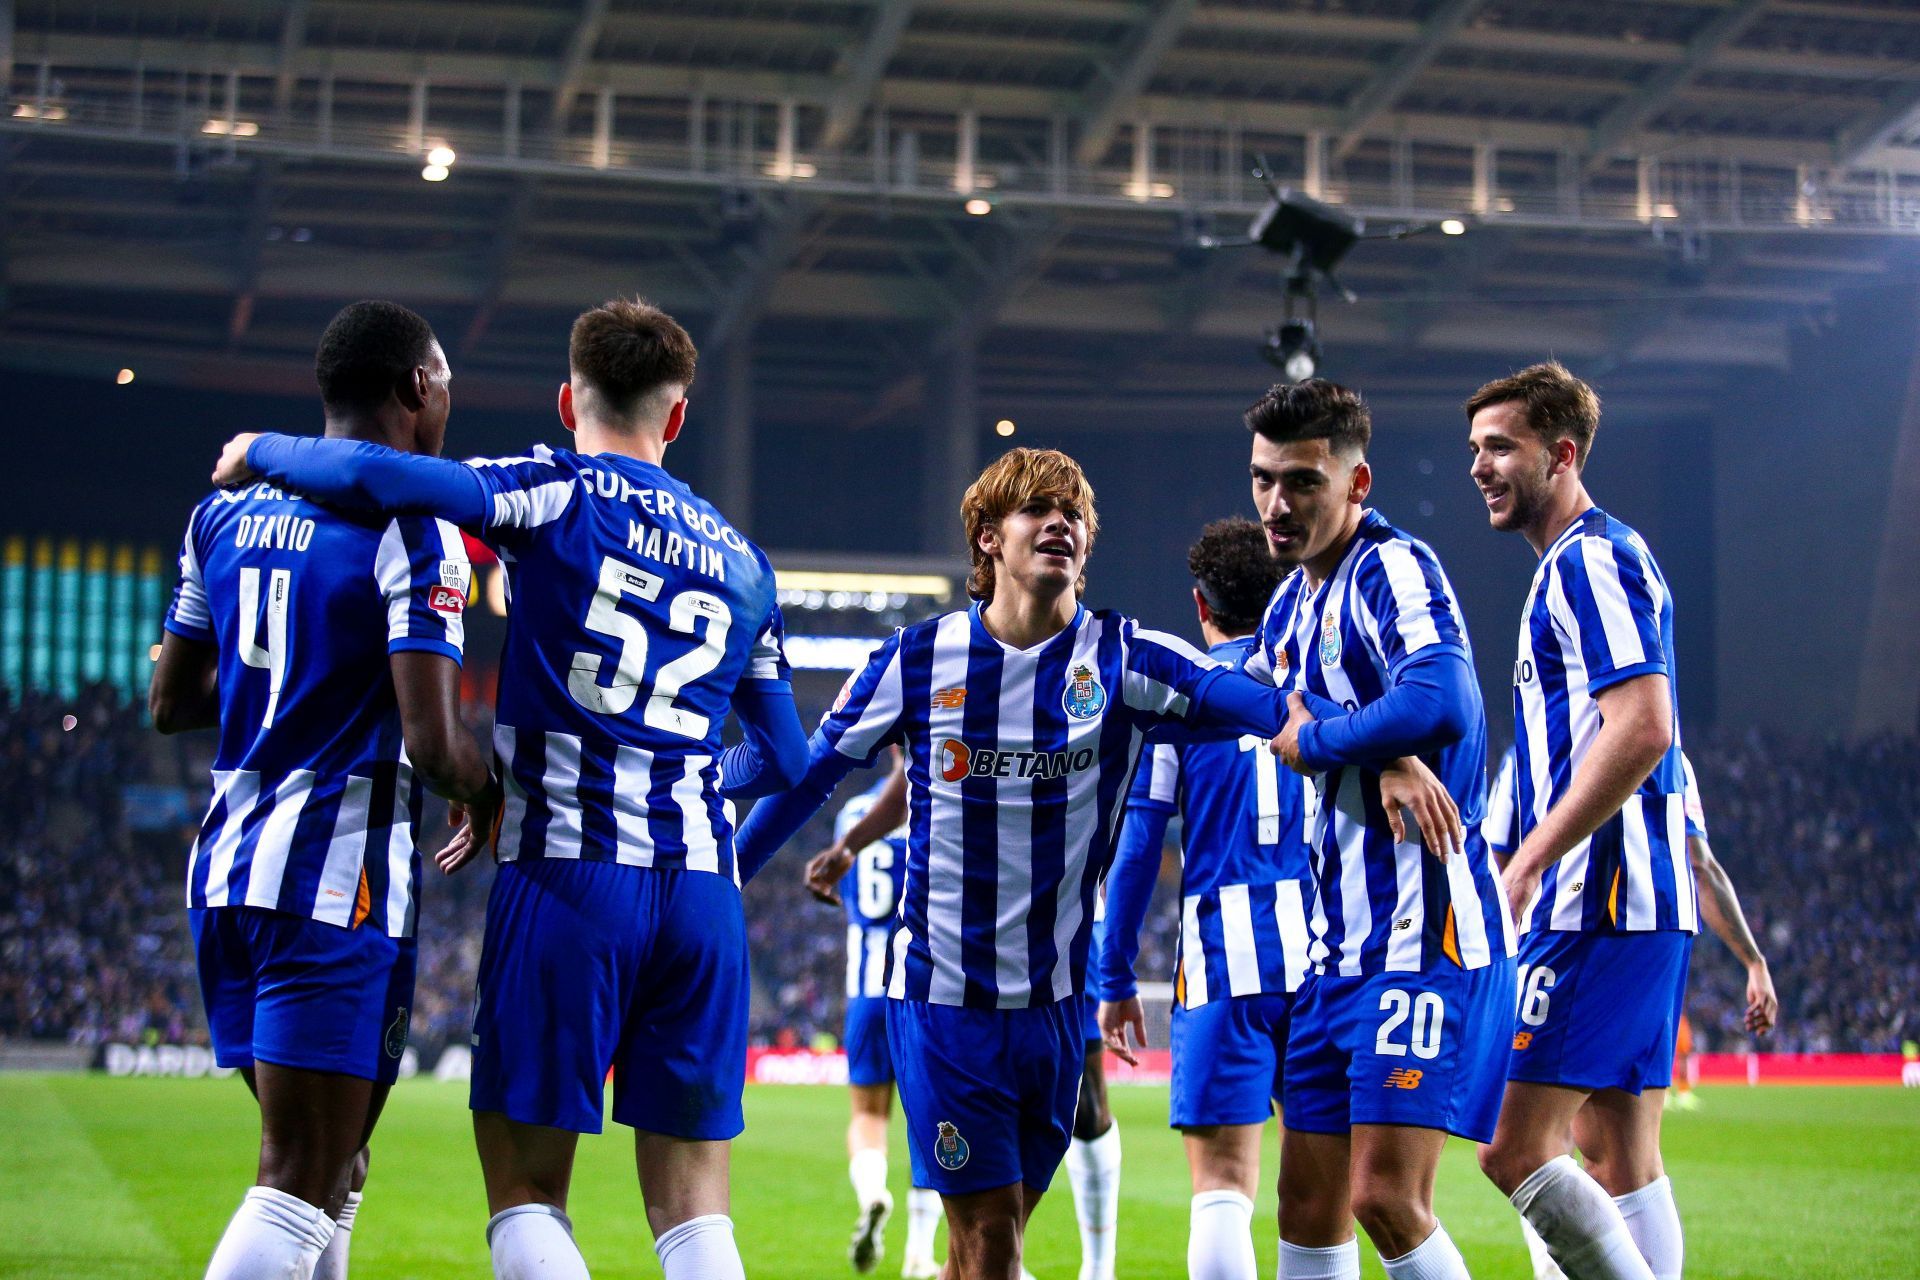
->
[384,1006,410,1059]
[1062,663,1106,720]
[934,1120,970,1171]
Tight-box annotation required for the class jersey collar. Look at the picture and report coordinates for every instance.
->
[968,600,1086,657]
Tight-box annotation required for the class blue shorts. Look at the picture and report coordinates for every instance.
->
[1170,992,1291,1129]
[846,997,893,1087]
[1284,957,1516,1144]
[469,859,748,1139]
[191,905,416,1085]
[889,998,1082,1196]
[1509,929,1691,1094]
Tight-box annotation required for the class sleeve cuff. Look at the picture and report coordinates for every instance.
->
[163,617,213,643]
[387,637,464,665]
[1585,659,1668,697]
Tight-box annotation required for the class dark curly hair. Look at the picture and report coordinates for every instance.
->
[1243,378,1370,459]
[314,301,438,413]
[1187,517,1282,635]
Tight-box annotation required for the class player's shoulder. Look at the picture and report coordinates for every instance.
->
[1551,506,1651,568]
[1352,508,1440,572]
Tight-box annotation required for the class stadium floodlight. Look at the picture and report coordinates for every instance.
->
[1441,218,1467,236]
[964,197,993,216]
[421,164,449,182]
[426,144,457,167]
[1261,318,1321,384]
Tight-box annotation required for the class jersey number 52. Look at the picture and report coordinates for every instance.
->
[567,555,731,739]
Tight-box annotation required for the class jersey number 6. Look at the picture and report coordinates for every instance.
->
[567,554,732,738]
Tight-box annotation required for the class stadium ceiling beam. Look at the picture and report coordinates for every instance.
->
[1582,0,1770,172]
[271,0,309,123]
[549,0,610,133]
[227,156,281,346]
[817,0,917,154]
[1072,0,1201,168]
[1832,84,1920,171]
[1330,0,1491,161]
[701,194,830,353]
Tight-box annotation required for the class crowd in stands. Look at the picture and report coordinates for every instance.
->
[2,687,1913,1060]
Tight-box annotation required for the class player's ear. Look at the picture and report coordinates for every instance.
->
[557,382,577,434]
[662,397,687,443]
[1554,436,1579,476]
[1348,458,1373,505]
[1192,587,1209,626]
[976,518,1001,561]
[398,365,429,411]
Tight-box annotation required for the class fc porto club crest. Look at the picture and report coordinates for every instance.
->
[384,1006,411,1059]
[1318,610,1342,667]
[935,1121,970,1171]
[1062,663,1107,720]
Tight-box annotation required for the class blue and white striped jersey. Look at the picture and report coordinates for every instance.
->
[164,483,469,937]
[1247,509,1514,977]
[836,782,908,999]
[1128,638,1313,1007]
[1681,753,1708,843]
[821,604,1221,1009]
[465,445,787,882]
[1491,743,1706,857]
[1510,507,1697,935]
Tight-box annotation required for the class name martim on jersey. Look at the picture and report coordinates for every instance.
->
[1129,638,1313,1008]
[1248,508,1514,978]
[1509,507,1698,935]
[836,784,908,1000]
[459,445,787,883]
[820,604,1222,1010]
[165,483,470,938]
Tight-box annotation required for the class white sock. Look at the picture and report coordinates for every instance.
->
[487,1203,589,1280]
[1278,1238,1360,1280]
[1380,1222,1468,1280]
[205,1185,336,1280]
[1510,1157,1655,1280]
[311,1191,361,1280]
[1066,1122,1121,1280]
[1519,1215,1567,1280]
[1613,1177,1683,1280]
[850,1148,890,1208]
[654,1214,745,1280]
[1187,1190,1256,1280]
[904,1187,942,1263]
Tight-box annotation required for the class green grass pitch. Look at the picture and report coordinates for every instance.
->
[2,1075,1914,1278]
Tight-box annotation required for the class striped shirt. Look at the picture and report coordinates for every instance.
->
[1247,509,1514,976]
[1511,507,1697,935]
[1491,743,1706,857]
[1124,637,1313,1007]
[821,604,1223,1009]
[836,783,908,1000]
[465,446,788,882]
[165,484,468,937]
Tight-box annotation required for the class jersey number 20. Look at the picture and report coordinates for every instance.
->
[568,555,731,738]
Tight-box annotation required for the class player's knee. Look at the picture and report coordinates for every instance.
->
[349,1146,371,1193]
[1276,1178,1346,1246]
[1582,1149,1662,1198]
[1348,1181,1427,1256]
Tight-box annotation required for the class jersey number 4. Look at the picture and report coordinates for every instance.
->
[237,566,292,728]
[567,555,731,739]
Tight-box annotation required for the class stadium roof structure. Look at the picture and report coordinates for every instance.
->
[5,0,1920,443]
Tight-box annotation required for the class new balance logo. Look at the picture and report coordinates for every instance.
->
[1512,1032,1534,1051]
[1383,1068,1424,1090]
[932,686,967,709]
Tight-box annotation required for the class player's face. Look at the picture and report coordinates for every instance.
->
[415,340,453,458]
[1248,434,1368,570]
[1467,401,1553,533]
[983,497,1088,599]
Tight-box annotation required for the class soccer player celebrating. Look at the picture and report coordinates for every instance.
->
[153,301,498,1280]
[1095,516,1308,1280]
[1243,380,1517,1280]
[1467,362,1694,1280]
[212,298,808,1280]
[802,752,948,1279]
[734,448,1353,1280]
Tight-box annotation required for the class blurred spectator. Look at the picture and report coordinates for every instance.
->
[1,688,1912,1058]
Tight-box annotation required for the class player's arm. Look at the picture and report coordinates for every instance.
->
[149,632,219,733]
[215,433,491,527]
[803,749,906,905]
[1283,647,1476,771]
[392,652,500,874]
[1094,758,1174,1066]
[150,506,221,733]
[718,601,808,800]
[1689,833,1777,1034]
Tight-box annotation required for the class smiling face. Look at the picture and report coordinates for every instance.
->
[1467,399,1561,535]
[978,497,1089,603]
[1248,433,1370,576]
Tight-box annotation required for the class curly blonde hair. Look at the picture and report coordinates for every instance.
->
[960,448,1099,601]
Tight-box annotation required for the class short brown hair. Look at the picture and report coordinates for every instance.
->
[1465,361,1601,467]
[1244,379,1371,458]
[961,448,1099,602]
[569,297,697,422]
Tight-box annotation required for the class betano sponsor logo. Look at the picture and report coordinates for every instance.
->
[938,738,1097,783]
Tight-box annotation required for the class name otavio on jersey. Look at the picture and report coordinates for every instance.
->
[212,484,318,552]
[578,465,752,585]
[938,737,1097,782]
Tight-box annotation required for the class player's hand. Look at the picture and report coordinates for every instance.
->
[1377,755,1463,860]
[1745,959,1778,1035]
[1500,858,1543,927]
[1097,997,1146,1067]
[212,433,263,488]
[437,777,502,875]
[803,844,854,905]
[1271,691,1314,776]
